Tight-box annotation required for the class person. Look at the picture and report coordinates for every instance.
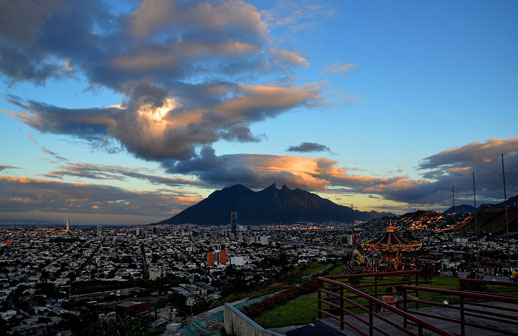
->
[395,285,419,309]
[381,287,397,312]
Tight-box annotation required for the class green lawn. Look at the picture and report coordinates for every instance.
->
[254,292,319,328]
[300,262,333,277]
[253,276,518,328]
[328,263,345,276]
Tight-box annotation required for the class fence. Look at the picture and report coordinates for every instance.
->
[401,278,518,336]
[317,270,518,336]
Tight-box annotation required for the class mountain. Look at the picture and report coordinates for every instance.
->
[158,184,393,225]
[457,206,518,235]
[443,204,477,214]
[443,194,518,214]
[400,209,441,219]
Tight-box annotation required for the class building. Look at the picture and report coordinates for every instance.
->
[149,268,163,281]
[116,301,151,317]
[219,250,227,265]
[66,217,70,233]
[230,211,237,235]
[230,256,246,266]
[207,252,215,266]
[97,223,102,237]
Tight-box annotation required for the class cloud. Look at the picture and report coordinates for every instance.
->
[11,82,320,161]
[44,162,201,187]
[287,142,330,153]
[27,132,68,161]
[0,0,308,89]
[167,138,518,208]
[0,175,201,217]
[322,62,356,74]
[2,0,321,164]
[0,165,19,172]
[164,146,406,193]
[165,146,333,190]
[128,0,268,39]
[268,48,309,68]
[262,0,338,32]
[357,138,518,206]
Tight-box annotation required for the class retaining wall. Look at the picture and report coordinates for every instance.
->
[223,303,283,336]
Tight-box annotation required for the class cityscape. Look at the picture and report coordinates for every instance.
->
[1,203,516,335]
[1,0,517,335]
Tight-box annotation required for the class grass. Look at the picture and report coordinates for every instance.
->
[252,275,518,328]
[300,262,333,277]
[328,263,345,276]
[254,292,319,328]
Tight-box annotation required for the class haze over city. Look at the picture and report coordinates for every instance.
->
[1,0,517,225]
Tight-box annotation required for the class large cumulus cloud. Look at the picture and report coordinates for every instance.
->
[4,0,320,162]
[10,81,319,160]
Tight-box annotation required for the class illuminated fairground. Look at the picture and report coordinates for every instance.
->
[361,220,422,270]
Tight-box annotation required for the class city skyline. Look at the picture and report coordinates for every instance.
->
[1,0,517,224]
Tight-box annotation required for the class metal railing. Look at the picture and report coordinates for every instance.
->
[317,271,518,336]
[317,270,453,336]
[400,278,518,336]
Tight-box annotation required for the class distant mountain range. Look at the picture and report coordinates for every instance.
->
[158,184,394,226]
[443,194,518,214]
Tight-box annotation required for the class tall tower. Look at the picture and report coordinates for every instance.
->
[66,217,70,233]
[230,212,237,235]
[97,223,102,237]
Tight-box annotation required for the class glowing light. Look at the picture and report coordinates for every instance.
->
[136,97,176,134]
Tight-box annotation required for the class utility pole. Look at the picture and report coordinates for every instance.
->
[350,204,354,259]
[501,154,510,273]
[473,172,480,272]
[452,186,455,214]
[452,185,456,268]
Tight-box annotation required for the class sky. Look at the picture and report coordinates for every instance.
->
[0,0,517,225]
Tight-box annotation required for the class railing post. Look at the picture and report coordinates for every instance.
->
[340,287,344,330]
[403,286,408,329]
[318,279,322,319]
[460,294,465,336]
[418,324,423,336]
[415,272,420,310]
[374,275,378,312]
[369,299,374,336]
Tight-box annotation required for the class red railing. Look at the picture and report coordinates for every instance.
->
[317,271,518,336]
[400,278,518,336]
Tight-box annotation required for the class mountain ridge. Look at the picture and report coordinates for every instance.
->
[443,194,518,214]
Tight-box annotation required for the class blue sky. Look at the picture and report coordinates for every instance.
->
[1,0,517,224]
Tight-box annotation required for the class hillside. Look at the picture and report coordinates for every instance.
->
[457,206,518,235]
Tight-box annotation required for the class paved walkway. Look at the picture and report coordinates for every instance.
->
[317,301,517,336]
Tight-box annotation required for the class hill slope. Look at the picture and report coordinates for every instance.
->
[457,206,518,235]
[159,184,393,225]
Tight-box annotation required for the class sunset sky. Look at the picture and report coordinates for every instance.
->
[1,0,517,225]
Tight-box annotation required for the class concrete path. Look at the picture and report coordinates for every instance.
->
[317,301,517,336]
